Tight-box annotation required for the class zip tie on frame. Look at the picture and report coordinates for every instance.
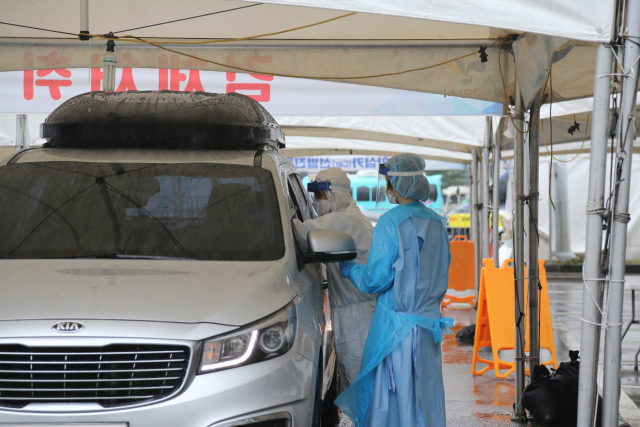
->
[583,268,627,374]
[613,212,631,223]
[586,200,608,219]
[581,276,606,318]
[515,192,540,202]
[581,318,602,327]
[611,48,640,79]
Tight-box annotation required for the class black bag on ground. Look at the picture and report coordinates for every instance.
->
[455,324,476,342]
[522,351,602,426]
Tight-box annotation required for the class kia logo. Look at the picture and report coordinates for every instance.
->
[52,322,84,333]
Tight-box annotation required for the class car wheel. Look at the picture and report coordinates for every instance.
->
[321,367,340,427]
[311,360,323,427]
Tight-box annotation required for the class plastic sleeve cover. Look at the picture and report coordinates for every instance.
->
[347,214,397,294]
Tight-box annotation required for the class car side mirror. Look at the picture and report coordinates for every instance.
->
[302,229,357,264]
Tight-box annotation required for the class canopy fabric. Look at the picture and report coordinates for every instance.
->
[536,154,640,260]
[0,113,473,163]
[278,116,488,152]
[240,0,617,42]
[282,135,472,163]
[0,0,623,105]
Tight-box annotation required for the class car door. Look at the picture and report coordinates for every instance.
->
[284,170,335,397]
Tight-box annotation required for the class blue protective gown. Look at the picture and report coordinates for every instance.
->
[335,201,453,427]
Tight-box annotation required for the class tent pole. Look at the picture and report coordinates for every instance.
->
[576,42,613,427]
[79,0,90,40]
[512,81,527,422]
[602,1,640,424]
[528,91,542,379]
[550,160,576,261]
[471,148,480,301]
[493,122,502,268]
[481,116,492,260]
[15,114,24,152]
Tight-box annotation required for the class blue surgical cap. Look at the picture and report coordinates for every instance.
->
[386,153,430,201]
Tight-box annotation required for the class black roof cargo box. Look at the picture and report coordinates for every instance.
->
[41,91,285,150]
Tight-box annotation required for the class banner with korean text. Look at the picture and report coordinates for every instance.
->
[0,52,504,116]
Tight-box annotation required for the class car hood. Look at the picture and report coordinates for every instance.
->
[0,259,296,327]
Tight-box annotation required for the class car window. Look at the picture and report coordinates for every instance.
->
[356,186,370,202]
[287,173,312,221]
[0,162,284,261]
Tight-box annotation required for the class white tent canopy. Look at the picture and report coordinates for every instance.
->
[0,0,626,105]
[240,0,617,42]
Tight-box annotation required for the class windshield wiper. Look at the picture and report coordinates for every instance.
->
[44,254,197,260]
[97,178,198,260]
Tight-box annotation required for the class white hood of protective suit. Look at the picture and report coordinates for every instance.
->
[293,167,377,391]
[314,167,355,214]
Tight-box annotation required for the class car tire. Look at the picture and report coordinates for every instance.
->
[321,367,340,427]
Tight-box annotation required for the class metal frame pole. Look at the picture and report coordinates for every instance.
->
[481,117,492,261]
[493,122,502,268]
[512,81,527,422]
[528,92,542,379]
[603,1,640,423]
[577,42,614,427]
[15,115,24,152]
[471,148,481,301]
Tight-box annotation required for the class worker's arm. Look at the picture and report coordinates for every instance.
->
[343,215,397,294]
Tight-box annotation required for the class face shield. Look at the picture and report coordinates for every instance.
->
[307,181,333,216]
[376,163,428,208]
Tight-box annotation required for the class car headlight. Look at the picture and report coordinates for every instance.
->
[198,301,297,374]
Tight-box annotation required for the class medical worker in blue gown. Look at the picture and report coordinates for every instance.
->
[336,153,453,427]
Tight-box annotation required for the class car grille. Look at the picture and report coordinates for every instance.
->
[0,344,190,409]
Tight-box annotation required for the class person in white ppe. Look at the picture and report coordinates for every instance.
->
[293,167,377,392]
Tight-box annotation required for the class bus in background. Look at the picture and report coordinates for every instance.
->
[302,171,443,225]
[441,185,470,214]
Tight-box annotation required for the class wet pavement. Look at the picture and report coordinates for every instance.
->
[440,274,640,426]
[441,306,534,427]
[547,274,640,426]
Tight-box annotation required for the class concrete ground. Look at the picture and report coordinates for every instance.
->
[338,274,640,426]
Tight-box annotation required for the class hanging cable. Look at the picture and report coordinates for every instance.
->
[0,16,503,81]
[113,3,262,34]
[84,32,501,81]
[96,11,358,45]
[0,21,78,37]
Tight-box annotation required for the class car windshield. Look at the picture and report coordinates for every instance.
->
[0,162,284,261]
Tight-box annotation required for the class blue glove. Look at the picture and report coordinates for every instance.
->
[340,261,356,278]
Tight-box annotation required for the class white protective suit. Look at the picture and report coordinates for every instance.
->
[294,168,377,391]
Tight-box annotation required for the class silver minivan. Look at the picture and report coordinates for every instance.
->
[0,91,355,427]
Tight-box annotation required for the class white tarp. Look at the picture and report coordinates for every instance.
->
[241,0,617,42]
[283,135,471,163]
[0,0,620,104]
[537,154,640,260]
[278,116,491,152]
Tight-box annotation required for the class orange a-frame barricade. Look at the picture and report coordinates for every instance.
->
[442,235,476,308]
[472,259,557,378]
